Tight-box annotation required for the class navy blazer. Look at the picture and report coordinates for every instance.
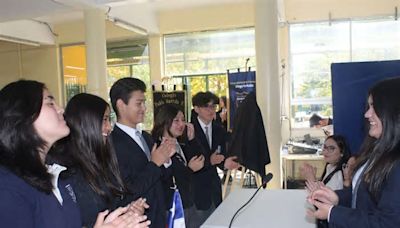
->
[329,163,400,227]
[111,125,166,228]
[161,138,202,210]
[191,117,227,210]
[0,166,81,228]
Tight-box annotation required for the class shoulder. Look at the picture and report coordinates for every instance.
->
[0,167,37,194]
[212,121,226,135]
[111,125,124,138]
[388,162,400,181]
[0,167,39,209]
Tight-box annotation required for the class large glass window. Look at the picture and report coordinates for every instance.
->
[106,39,152,130]
[61,45,87,102]
[61,39,152,129]
[165,28,255,76]
[351,19,400,61]
[289,18,400,128]
[164,28,255,119]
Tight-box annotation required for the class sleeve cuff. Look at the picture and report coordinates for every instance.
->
[327,205,334,222]
[163,159,172,168]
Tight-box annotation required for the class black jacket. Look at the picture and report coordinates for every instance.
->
[111,125,166,228]
[191,117,227,210]
[66,169,132,228]
[228,92,270,178]
[161,138,202,210]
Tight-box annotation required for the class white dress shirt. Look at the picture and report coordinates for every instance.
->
[323,164,344,191]
[115,122,172,167]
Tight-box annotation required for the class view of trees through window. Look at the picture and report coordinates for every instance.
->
[61,39,152,129]
[290,18,400,128]
[164,28,255,119]
[106,39,152,130]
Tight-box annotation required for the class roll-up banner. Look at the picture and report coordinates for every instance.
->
[228,71,256,130]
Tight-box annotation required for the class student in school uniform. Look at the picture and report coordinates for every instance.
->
[109,77,176,228]
[190,91,239,226]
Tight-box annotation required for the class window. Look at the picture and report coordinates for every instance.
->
[164,28,255,118]
[61,39,152,129]
[289,18,400,128]
[107,39,152,130]
[61,45,87,102]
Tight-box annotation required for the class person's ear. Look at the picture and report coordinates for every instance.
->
[116,99,126,113]
[194,106,200,114]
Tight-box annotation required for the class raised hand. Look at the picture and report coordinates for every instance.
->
[151,138,176,166]
[94,206,151,228]
[305,180,324,195]
[224,156,240,170]
[310,186,339,206]
[185,123,195,140]
[188,155,205,172]
[306,198,333,220]
[342,156,356,187]
[300,163,317,182]
[129,198,149,215]
[210,151,224,165]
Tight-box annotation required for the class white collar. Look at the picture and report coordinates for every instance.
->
[116,122,141,134]
[46,163,67,205]
[197,116,211,129]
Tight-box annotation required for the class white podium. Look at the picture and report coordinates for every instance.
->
[201,189,315,228]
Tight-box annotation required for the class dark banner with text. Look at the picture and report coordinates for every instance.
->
[228,71,256,130]
[153,91,186,120]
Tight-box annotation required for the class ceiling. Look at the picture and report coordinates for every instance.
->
[0,0,253,45]
[1,0,252,28]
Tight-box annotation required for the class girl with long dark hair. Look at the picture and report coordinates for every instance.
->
[52,93,150,228]
[308,77,400,228]
[151,104,205,228]
[301,135,350,190]
[0,80,141,228]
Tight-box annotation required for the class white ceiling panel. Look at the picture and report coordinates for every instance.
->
[0,0,71,23]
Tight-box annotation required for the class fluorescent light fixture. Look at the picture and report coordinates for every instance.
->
[108,17,147,36]
[0,35,40,46]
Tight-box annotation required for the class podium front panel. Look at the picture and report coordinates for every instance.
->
[201,189,315,228]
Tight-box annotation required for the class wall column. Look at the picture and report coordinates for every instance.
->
[255,0,282,188]
[84,9,108,100]
[148,35,164,89]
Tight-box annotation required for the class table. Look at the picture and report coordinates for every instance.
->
[201,189,316,228]
[281,154,324,189]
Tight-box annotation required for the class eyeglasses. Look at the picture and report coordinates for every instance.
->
[322,145,337,153]
[201,104,217,110]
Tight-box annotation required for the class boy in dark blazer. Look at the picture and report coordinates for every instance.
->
[109,77,175,228]
[190,91,239,225]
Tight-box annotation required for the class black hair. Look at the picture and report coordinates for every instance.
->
[152,104,186,142]
[53,93,127,204]
[220,96,227,107]
[320,135,350,181]
[109,77,146,118]
[309,113,323,127]
[0,80,53,193]
[192,91,219,107]
[357,77,400,201]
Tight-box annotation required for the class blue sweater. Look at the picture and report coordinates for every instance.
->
[0,166,81,228]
